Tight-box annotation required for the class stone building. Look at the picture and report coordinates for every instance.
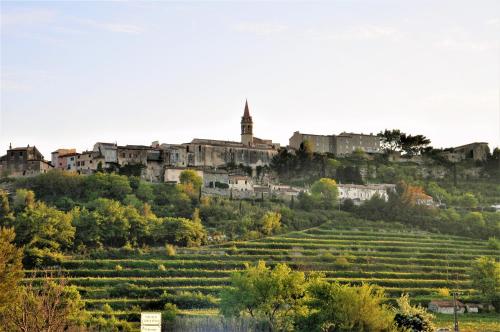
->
[93,142,118,167]
[289,131,381,156]
[337,184,395,204]
[451,142,490,161]
[76,151,105,175]
[428,300,465,314]
[332,132,381,156]
[179,101,279,169]
[51,148,76,168]
[0,145,52,177]
[289,131,333,154]
[58,152,79,172]
[228,175,253,191]
[241,100,253,147]
[117,145,149,166]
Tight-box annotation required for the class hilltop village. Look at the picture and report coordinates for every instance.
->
[0,101,493,205]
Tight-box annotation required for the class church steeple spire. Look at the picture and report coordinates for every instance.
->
[241,99,253,146]
[243,99,250,118]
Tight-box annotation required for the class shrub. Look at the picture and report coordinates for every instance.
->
[114,264,123,271]
[319,252,336,262]
[158,264,166,271]
[165,244,176,256]
[163,303,179,323]
[335,256,350,267]
[487,237,500,250]
[227,245,238,255]
[436,287,450,297]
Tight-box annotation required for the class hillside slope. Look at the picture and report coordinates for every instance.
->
[28,219,499,329]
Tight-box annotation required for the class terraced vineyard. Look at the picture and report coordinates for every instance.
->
[29,220,499,330]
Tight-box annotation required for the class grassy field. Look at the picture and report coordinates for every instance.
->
[31,219,499,331]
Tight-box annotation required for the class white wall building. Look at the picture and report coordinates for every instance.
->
[337,184,396,204]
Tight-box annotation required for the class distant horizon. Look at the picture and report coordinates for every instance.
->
[1,1,499,158]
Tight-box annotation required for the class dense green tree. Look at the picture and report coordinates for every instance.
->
[260,211,282,235]
[12,188,35,211]
[86,198,131,247]
[378,129,402,153]
[1,277,85,332]
[83,173,132,202]
[153,183,193,218]
[0,190,14,223]
[310,178,338,209]
[303,280,395,332]
[180,170,203,191]
[13,199,74,267]
[0,228,24,316]
[220,261,308,332]
[153,216,207,247]
[71,207,103,248]
[400,134,431,156]
[470,256,500,305]
[13,170,84,205]
[393,294,435,332]
[457,192,479,209]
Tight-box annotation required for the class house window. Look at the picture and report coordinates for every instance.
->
[19,152,23,157]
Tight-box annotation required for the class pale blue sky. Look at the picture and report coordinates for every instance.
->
[1,0,499,157]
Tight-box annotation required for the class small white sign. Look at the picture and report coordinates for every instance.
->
[141,312,161,332]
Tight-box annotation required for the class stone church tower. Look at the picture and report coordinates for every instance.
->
[241,100,253,146]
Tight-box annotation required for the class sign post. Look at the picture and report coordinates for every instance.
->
[141,312,161,332]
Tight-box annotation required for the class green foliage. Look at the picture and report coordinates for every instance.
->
[1,278,85,332]
[0,190,14,222]
[378,129,431,156]
[83,172,132,202]
[12,188,35,211]
[180,170,203,190]
[153,216,207,247]
[0,227,23,316]
[310,178,339,209]
[302,280,395,332]
[260,211,282,235]
[393,293,435,332]
[470,257,500,304]
[163,303,179,323]
[165,244,176,256]
[220,261,308,331]
[487,237,500,250]
[456,192,479,209]
[12,198,75,267]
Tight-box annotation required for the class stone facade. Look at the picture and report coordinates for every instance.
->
[51,148,76,168]
[0,145,53,177]
[332,132,381,156]
[289,131,381,156]
[289,131,333,154]
[428,301,465,314]
[337,184,395,204]
[451,142,490,161]
[93,142,118,166]
[117,145,149,166]
[228,175,253,191]
[76,151,105,175]
[59,153,79,172]
[184,139,278,169]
